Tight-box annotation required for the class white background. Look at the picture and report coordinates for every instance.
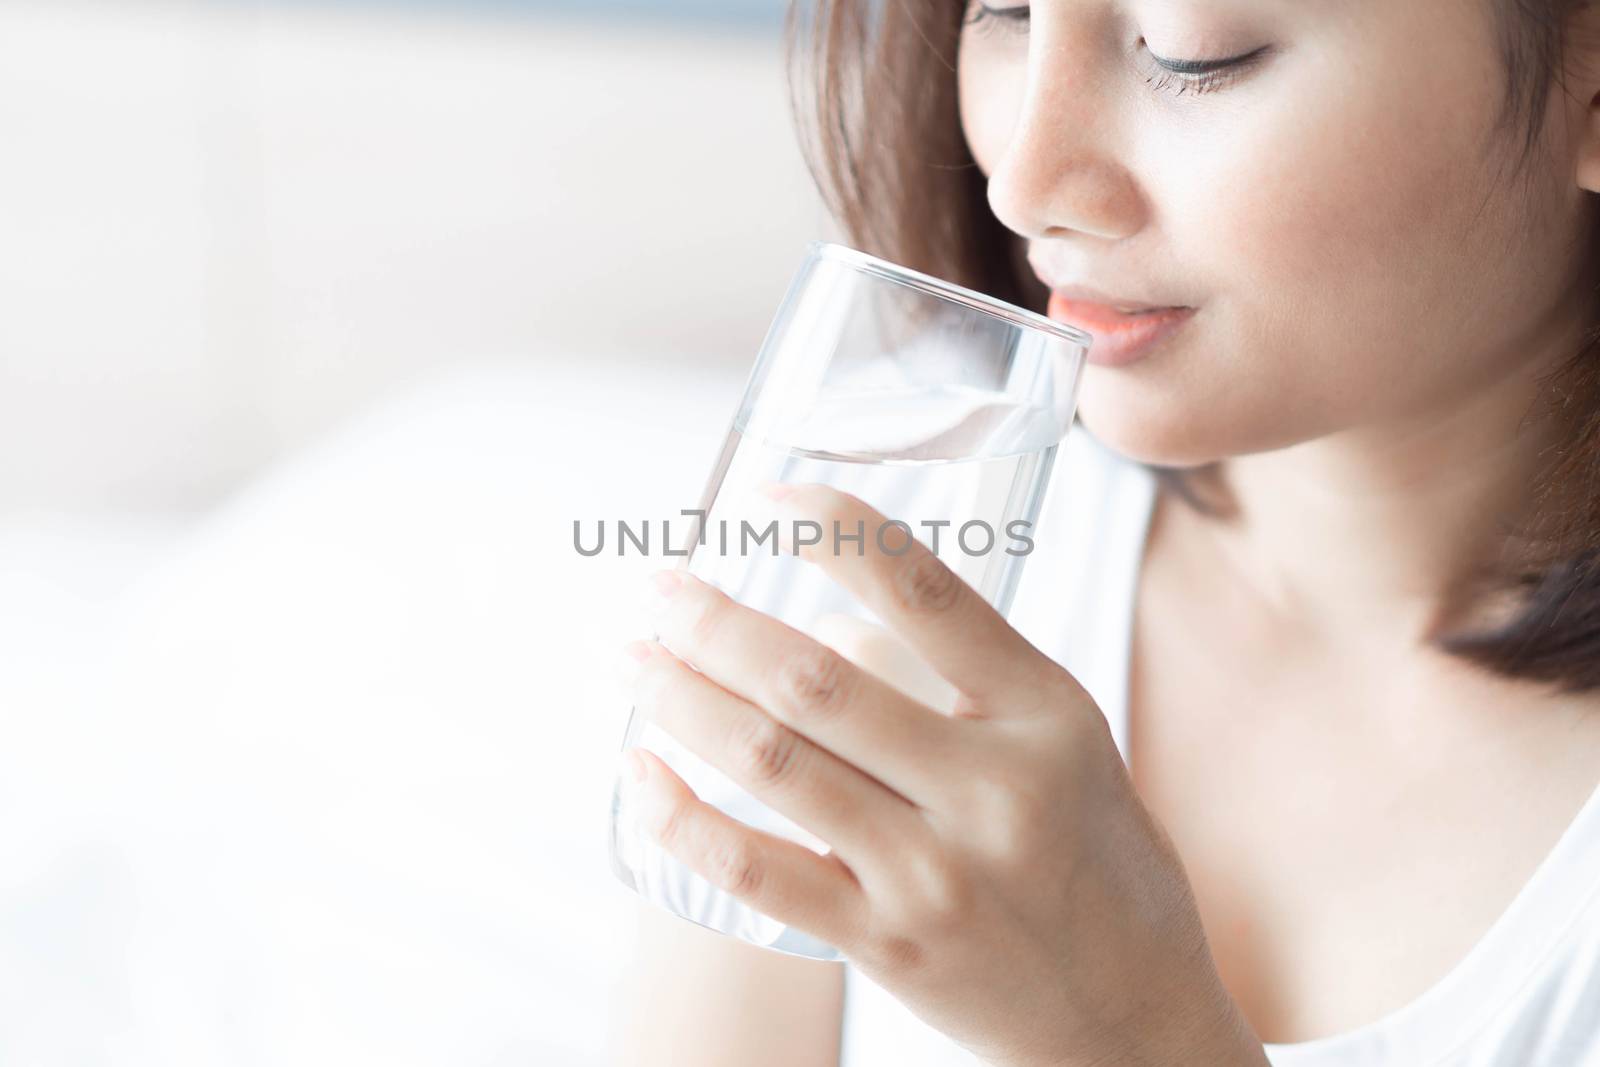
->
[0,1,831,1061]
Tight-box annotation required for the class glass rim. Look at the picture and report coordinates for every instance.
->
[807,240,1094,350]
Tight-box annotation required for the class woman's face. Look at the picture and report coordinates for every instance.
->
[957,0,1600,467]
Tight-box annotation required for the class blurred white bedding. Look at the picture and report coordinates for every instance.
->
[0,357,744,1063]
[0,2,827,1058]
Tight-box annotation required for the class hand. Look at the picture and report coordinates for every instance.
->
[620,483,1267,1067]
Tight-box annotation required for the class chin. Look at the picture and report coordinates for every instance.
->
[1074,386,1233,471]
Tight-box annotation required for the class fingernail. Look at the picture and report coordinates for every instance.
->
[620,639,653,685]
[757,481,798,501]
[617,748,649,813]
[641,570,683,620]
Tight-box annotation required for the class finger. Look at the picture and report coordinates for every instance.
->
[808,612,964,716]
[628,747,868,953]
[766,483,1057,715]
[645,570,969,802]
[632,641,926,877]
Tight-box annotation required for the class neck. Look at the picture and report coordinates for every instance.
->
[1190,321,1592,651]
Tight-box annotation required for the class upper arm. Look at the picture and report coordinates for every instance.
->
[609,897,845,1067]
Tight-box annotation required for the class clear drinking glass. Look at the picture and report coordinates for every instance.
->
[607,241,1092,961]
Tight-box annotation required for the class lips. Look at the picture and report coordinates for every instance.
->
[1045,291,1196,367]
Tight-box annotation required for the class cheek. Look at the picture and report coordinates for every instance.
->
[1086,14,1523,463]
[1222,82,1498,367]
[957,48,1023,179]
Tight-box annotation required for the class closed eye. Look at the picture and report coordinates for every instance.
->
[1143,42,1272,96]
[1148,43,1271,76]
[963,1,1030,30]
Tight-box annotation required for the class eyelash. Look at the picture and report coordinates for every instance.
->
[960,2,1266,98]
[961,1,1029,30]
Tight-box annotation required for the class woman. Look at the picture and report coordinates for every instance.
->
[613,0,1600,1063]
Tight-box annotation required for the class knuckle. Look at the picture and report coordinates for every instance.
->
[865,932,927,973]
[988,787,1051,864]
[730,714,802,787]
[687,589,729,647]
[966,764,1054,862]
[648,795,689,850]
[903,850,974,928]
[633,655,682,711]
[775,644,852,723]
[705,840,763,897]
[893,551,964,615]
[989,759,1050,822]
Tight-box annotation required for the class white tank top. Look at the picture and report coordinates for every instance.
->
[839,425,1600,1067]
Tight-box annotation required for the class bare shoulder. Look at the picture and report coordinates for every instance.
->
[609,898,845,1067]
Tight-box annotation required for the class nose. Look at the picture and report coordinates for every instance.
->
[983,56,1147,243]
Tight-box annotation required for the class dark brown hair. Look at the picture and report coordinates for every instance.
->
[784,0,1600,693]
